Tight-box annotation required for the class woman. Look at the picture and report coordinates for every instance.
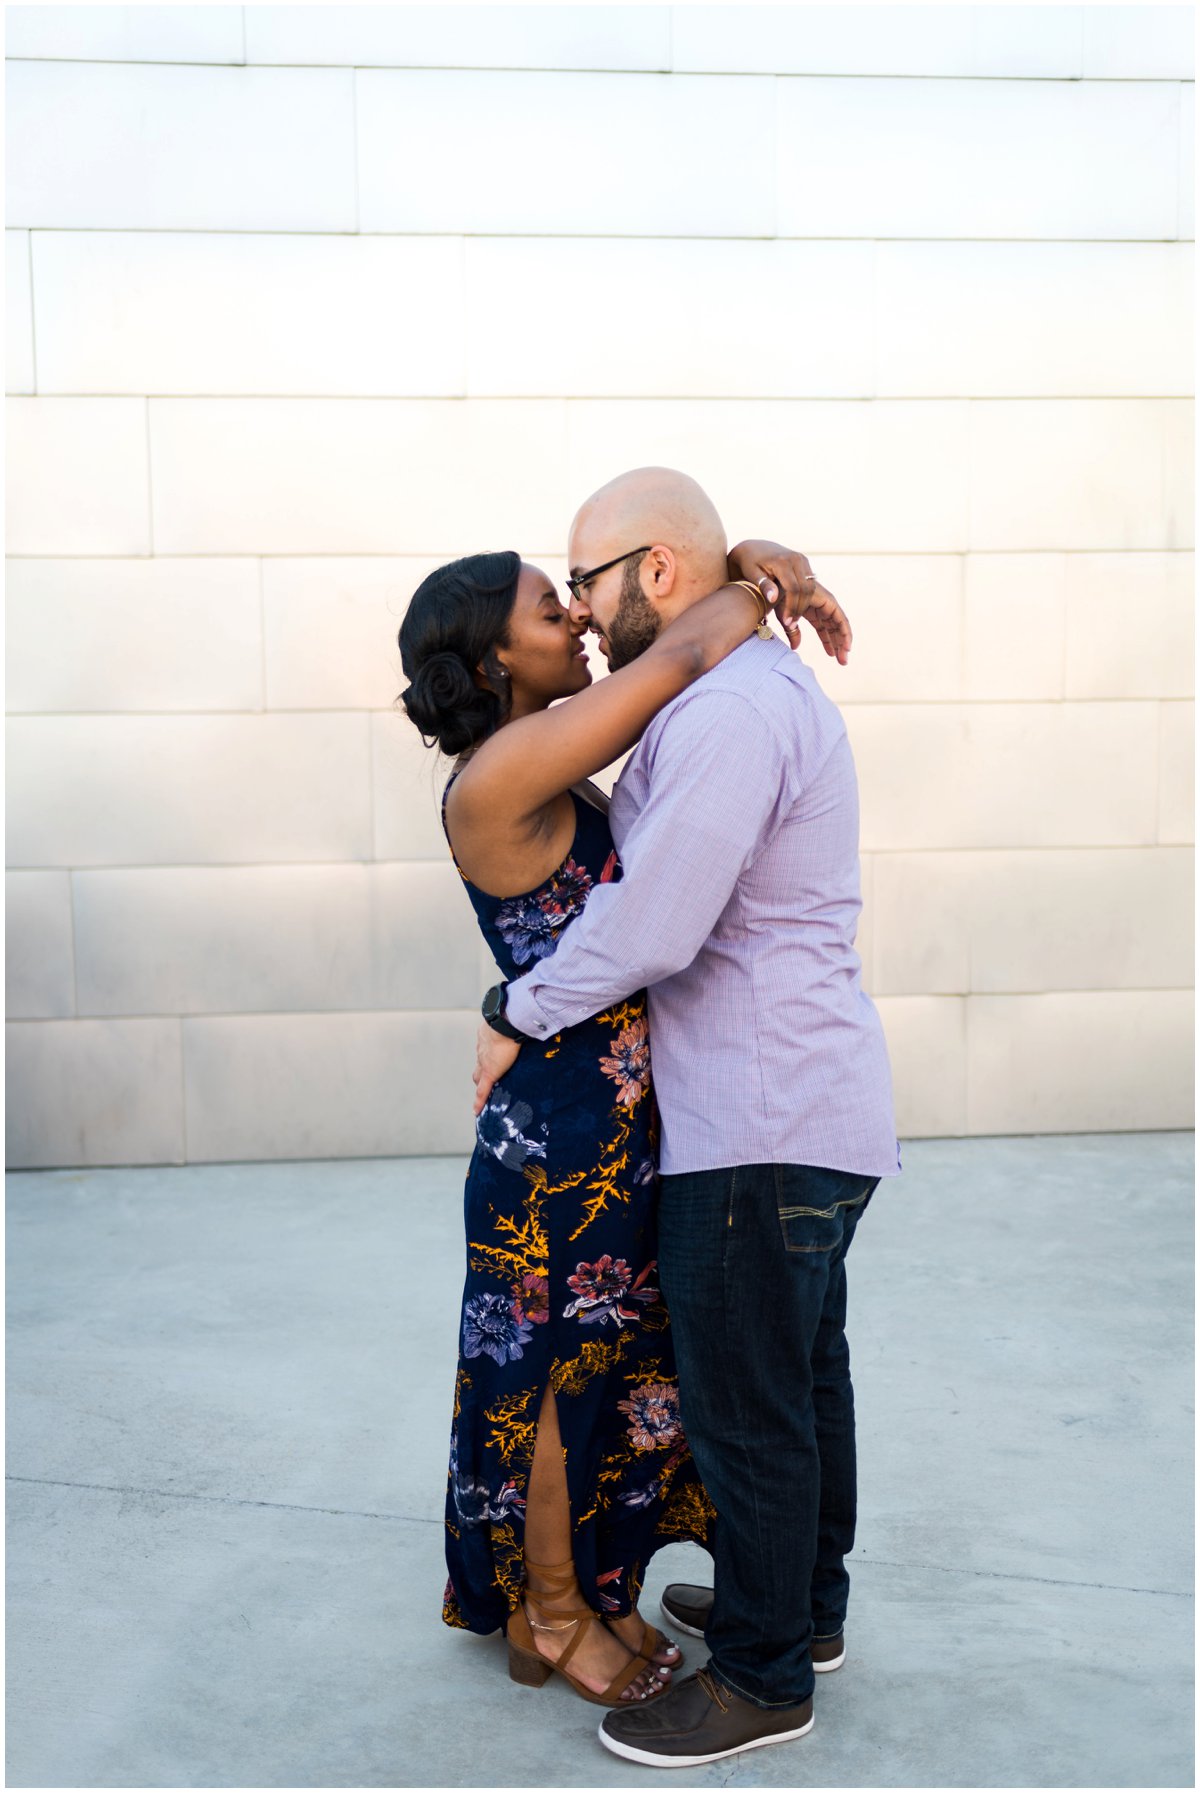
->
[397,543,829,1707]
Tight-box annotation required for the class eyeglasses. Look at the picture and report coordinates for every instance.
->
[565,546,652,604]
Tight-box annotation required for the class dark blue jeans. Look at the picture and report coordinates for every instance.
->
[657,1161,878,1708]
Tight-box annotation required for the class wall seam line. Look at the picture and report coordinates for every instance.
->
[4,989,1193,1026]
[3,57,1194,80]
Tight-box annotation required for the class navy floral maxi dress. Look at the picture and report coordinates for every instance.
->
[440,773,716,1636]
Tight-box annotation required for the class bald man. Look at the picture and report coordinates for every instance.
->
[474,468,900,1767]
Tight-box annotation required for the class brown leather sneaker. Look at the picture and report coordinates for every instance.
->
[599,1665,814,1767]
[660,1584,846,1672]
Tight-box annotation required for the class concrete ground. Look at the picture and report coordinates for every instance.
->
[5,1133,1194,1790]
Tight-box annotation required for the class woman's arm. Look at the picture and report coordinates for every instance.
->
[452,580,768,827]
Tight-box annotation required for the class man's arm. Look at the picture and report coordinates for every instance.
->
[472,690,789,1109]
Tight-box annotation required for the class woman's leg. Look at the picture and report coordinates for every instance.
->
[522,1386,665,1699]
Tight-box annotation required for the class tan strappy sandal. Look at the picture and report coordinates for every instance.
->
[622,1616,682,1674]
[506,1557,669,1707]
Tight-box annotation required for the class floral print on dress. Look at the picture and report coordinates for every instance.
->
[475,1085,548,1171]
[495,857,593,965]
[619,1381,683,1450]
[462,1291,533,1365]
[600,1015,651,1107]
[595,1565,626,1612]
[450,1432,529,1528]
[562,1255,660,1327]
[512,1270,550,1325]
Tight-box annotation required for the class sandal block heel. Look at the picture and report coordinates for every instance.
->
[504,1557,668,1708]
[508,1638,553,1687]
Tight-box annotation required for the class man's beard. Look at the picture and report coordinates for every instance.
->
[605,555,662,670]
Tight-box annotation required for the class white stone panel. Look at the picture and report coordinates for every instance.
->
[1081,7,1195,79]
[776,78,1181,240]
[874,848,1194,997]
[73,866,370,1016]
[847,703,1159,850]
[465,239,874,398]
[6,1019,184,1168]
[6,232,34,394]
[70,863,482,1016]
[182,1012,479,1160]
[5,62,356,231]
[967,992,1194,1134]
[873,856,972,996]
[968,401,1194,552]
[963,555,1067,702]
[847,707,973,851]
[370,864,485,1010]
[6,399,149,556]
[372,716,455,861]
[32,234,465,397]
[5,559,262,713]
[959,703,1160,849]
[874,996,967,1138]
[969,847,1195,995]
[1158,702,1194,845]
[245,5,671,69]
[877,243,1193,398]
[149,399,569,555]
[802,555,962,704]
[6,872,74,1020]
[357,70,774,236]
[968,6,1084,78]
[1065,553,1194,699]
[673,5,1082,77]
[5,6,245,63]
[5,715,372,867]
[567,400,971,553]
[264,558,436,711]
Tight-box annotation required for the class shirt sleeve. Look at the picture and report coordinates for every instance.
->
[504,689,789,1039]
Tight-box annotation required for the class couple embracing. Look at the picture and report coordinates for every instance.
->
[397,467,899,1769]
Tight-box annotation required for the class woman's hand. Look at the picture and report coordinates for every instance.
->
[728,539,853,665]
[473,1021,521,1116]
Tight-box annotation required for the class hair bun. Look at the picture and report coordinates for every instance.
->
[411,650,474,715]
[401,649,492,756]
[396,549,521,757]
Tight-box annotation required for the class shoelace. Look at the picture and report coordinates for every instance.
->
[697,1667,730,1714]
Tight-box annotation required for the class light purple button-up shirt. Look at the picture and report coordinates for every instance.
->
[505,634,901,1180]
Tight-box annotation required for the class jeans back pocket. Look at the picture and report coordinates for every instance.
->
[774,1170,876,1255]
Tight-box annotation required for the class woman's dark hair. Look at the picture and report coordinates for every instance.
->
[397,551,522,756]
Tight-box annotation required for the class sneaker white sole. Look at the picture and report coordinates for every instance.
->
[658,1601,705,1639]
[598,1712,814,1768]
[658,1601,845,1671]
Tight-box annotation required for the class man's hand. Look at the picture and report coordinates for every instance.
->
[728,539,852,666]
[473,1021,521,1116]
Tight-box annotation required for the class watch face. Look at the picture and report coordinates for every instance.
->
[482,985,503,1020]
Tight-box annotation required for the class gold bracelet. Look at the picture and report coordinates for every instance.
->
[731,578,775,639]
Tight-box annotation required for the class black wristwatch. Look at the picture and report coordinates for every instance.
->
[481,982,534,1044]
